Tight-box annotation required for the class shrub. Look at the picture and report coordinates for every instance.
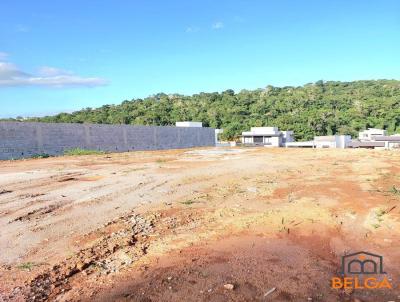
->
[31,153,51,159]
[64,148,105,156]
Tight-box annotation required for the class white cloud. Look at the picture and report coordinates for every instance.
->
[0,62,30,79]
[0,61,108,88]
[212,21,224,30]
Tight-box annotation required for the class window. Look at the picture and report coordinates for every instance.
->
[244,137,253,144]
[254,136,263,143]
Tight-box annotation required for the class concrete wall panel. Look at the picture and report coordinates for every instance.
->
[0,122,215,160]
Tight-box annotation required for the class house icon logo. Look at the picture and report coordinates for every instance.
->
[331,251,393,289]
[341,251,385,275]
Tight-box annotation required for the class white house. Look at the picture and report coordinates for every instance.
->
[347,128,400,149]
[368,135,400,149]
[286,135,351,148]
[241,127,294,147]
[314,135,352,149]
[240,126,400,150]
[358,128,387,141]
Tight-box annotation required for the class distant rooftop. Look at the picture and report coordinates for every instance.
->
[242,127,283,136]
[175,121,203,128]
[372,135,400,142]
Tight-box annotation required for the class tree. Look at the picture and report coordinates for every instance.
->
[14,79,400,141]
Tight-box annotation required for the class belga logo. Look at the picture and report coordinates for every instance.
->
[331,251,393,289]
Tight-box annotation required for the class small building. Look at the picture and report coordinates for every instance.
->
[241,127,294,147]
[286,135,351,149]
[314,135,351,149]
[350,128,400,149]
[371,135,400,149]
[359,128,387,141]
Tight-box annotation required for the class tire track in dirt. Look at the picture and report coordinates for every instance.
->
[1,148,400,302]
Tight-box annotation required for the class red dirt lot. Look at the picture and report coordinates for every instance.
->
[1,147,400,301]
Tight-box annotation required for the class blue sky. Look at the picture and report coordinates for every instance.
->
[0,0,399,118]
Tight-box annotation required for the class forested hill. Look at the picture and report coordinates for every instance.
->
[19,80,400,140]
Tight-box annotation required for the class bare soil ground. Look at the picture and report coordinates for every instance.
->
[1,147,400,302]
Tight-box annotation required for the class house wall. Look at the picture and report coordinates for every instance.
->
[387,142,400,149]
[242,137,253,144]
[264,136,281,147]
[315,141,336,148]
[314,135,351,149]
[335,135,352,149]
[0,122,215,160]
[241,136,281,147]
[282,131,294,144]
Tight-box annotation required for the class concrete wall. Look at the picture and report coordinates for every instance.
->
[335,135,352,149]
[314,135,352,149]
[264,136,281,147]
[0,122,215,160]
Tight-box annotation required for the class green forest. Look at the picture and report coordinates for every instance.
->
[6,80,400,141]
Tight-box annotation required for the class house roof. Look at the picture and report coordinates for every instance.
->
[372,136,400,142]
[342,251,382,259]
[348,140,385,148]
[241,132,281,137]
